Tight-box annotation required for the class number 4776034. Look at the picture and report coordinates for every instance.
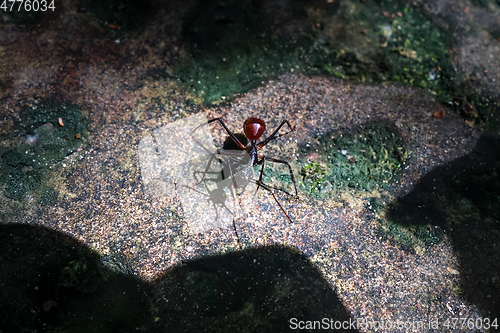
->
[1,0,55,11]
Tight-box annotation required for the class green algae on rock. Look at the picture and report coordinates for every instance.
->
[251,124,408,204]
[0,100,86,202]
[294,124,408,198]
[173,0,459,107]
[174,0,326,105]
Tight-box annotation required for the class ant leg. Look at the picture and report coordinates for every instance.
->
[255,181,293,223]
[194,150,242,185]
[255,160,266,195]
[190,121,219,156]
[216,150,251,192]
[193,153,221,183]
[232,218,242,249]
[256,156,298,197]
[253,157,295,223]
[208,117,246,150]
[190,122,228,184]
[257,120,296,149]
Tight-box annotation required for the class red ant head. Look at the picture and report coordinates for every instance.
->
[243,118,266,141]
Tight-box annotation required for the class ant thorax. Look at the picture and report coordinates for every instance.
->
[246,143,259,166]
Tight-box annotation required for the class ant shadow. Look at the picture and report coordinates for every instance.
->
[139,112,299,247]
[0,223,358,332]
[386,134,500,321]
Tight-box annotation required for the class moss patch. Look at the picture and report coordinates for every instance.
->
[0,100,86,202]
[253,124,407,201]
[322,0,458,99]
[175,0,318,105]
[38,185,59,206]
[376,210,444,253]
[173,0,458,106]
[273,124,409,198]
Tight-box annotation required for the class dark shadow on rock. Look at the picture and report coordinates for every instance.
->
[387,134,500,322]
[0,224,357,332]
[152,246,358,332]
[0,224,151,333]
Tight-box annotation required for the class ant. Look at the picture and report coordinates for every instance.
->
[201,117,298,223]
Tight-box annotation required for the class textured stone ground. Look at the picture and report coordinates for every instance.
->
[1,0,499,332]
